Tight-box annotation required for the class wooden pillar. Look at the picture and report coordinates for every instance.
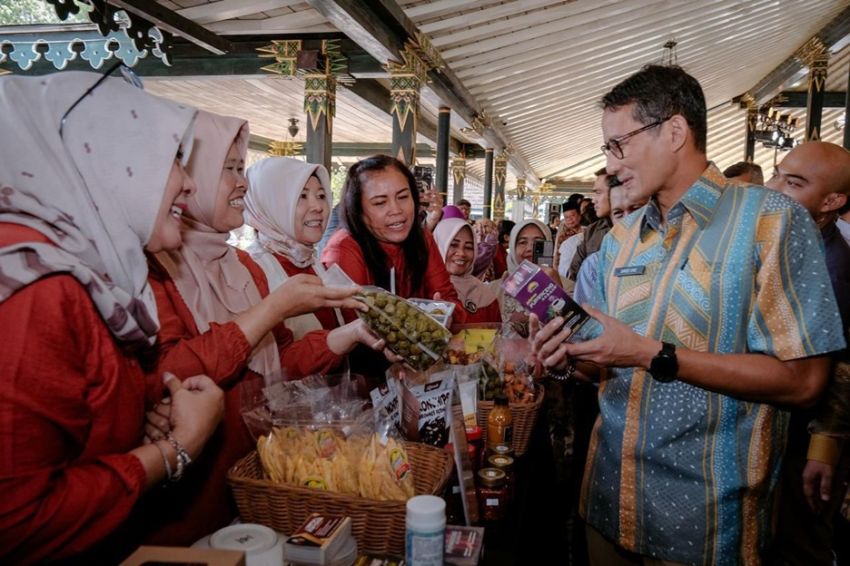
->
[493,152,507,220]
[451,155,466,205]
[483,148,494,220]
[388,51,428,167]
[844,61,850,150]
[798,37,830,142]
[745,105,757,161]
[435,107,450,205]
[512,178,526,222]
[304,73,335,172]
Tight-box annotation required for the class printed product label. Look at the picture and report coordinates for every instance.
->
[389,447,411,480]
[486,498,499,506]
[315,429,337,458]
[406,530,444,566]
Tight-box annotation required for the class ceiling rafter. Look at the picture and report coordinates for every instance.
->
[305,0,540,185]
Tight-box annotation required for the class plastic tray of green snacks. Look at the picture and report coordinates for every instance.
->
[356,286,452,371]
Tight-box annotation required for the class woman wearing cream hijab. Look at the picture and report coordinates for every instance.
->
[144,113,362,545]
[244,156,389,370]
[433,217,502,324]
[0,71,223,563]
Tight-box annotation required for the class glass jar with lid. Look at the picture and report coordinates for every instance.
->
[476,467,508,521]
[487,453,515,502]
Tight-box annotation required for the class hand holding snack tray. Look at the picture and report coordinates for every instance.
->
[356,286,452,371]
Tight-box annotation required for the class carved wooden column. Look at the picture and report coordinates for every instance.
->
[304,73,335,172]
[451,155,466,205]
[844,61,850,150]
[742,93,757,161]
[482,148,494,220]
[797,37,830,142]
[387,36,442,166]
[512,178,526,222]
[435,107,450,205]
[493,152,507,221]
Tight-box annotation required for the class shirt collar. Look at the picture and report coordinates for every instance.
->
[640,162,726,238]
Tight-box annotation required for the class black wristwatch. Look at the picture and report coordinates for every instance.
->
[649,342,678,382]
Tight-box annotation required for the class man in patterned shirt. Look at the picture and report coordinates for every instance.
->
[532,65,845,565]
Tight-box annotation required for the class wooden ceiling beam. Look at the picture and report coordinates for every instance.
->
[746,4,850,104]
[110,0,232,54]
[305,0,539,185]
[176,0,301,26]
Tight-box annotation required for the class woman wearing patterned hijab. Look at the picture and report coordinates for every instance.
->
[145,113,363,545]
[0,71,223,564]
[244,156,387,367]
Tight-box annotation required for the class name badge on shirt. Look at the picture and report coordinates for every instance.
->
[614,265,646,277]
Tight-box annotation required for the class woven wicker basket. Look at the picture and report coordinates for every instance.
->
[476,385,544,456]
[227,441,453,555]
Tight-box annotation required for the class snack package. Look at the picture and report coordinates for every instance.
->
[408,298,456,328]
[390,364,455,447]
[369,379,402,441]
[241,373,371,440]
[356,286,452,371]
[501,260,589,339]
[496,336,536,403]
[256,428,415,501]
[444,326,498,365]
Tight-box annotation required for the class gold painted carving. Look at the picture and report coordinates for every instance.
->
[451,156,466,186]
[258,39,302,77]
[494,153,507,187]
[304,74,336,133]
[515,178,526,200]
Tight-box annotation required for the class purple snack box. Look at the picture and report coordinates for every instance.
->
[501,260,590,335]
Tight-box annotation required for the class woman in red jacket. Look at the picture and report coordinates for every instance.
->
[321,155,464,318]
[243,156,387,365]
[144,111,362,545]
[433,217,502,325]
[0,71,223,565]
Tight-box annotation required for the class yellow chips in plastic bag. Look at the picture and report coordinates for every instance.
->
[256,428,415,502]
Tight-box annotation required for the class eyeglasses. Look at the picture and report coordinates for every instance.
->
[59,61,143,140]
[600,116,671,160]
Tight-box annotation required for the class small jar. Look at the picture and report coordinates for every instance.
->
[477,467,508,521]
[465,426,483,472]
[487,454,515,502]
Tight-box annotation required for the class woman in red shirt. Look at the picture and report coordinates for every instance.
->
[321,155,464,318]
[433,217,502,325]
[144,112,362,545]
[243,156,387,364]
[0,71,223,564]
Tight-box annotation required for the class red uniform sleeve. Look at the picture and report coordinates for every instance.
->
[147,262,253,389]
[276,329,345,378]
[321,230,371,286]
[423,231,466,325]
[0,276,147,564]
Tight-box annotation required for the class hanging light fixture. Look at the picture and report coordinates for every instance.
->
[268,117,303,157]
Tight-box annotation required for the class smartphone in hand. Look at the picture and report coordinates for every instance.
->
[532,240,554,267]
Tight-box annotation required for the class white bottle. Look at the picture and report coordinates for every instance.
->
[405,495,446,566]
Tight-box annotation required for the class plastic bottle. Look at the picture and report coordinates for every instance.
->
[486,396,513,450]
[405,495,446,566]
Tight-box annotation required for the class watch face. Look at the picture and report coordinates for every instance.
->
[650,347,678,382]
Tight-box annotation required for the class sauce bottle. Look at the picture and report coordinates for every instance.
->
[486,396,513,450]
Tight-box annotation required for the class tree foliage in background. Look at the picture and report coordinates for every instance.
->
[0,0,88,25]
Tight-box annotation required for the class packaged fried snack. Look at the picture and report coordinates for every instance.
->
[256,428,415,502]
[356,286,451,371]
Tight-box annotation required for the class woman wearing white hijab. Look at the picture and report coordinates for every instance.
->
[243,156,387,370]
[0,71,223,564]
[502,218,554,336]
[433,217,502,324]
[146,114,364,545]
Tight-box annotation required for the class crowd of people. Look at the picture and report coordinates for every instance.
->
[1,62,850,566]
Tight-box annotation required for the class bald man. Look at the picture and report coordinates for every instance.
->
[767,141,850,566]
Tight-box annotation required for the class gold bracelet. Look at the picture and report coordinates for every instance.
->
[807,434,842,466]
